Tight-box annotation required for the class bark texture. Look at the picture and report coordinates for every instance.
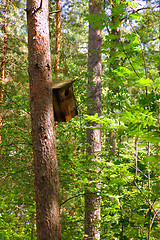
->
[85,0,102,239]
[27,0,61,239]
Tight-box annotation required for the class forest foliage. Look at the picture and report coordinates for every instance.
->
[0,0,160,239]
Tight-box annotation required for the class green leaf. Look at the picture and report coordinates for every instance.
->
[137,78,153,87]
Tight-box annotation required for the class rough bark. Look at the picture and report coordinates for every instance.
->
[27,0,61,239]
[85,0,102,239]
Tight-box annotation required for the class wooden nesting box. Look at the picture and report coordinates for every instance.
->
[52,79,78,122]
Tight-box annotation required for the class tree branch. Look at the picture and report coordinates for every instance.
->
[49,9,61,15]
[33,0,42,14]
[120,41,140,78]
[60,193,84,206]
[121,7,157,22]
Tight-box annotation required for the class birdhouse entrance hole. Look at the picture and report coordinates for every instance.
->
[65,89,70,97]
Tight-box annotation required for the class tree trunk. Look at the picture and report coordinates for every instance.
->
[27,0,61,239]
[0,0,8,145]
[85,0,102,239]
[54,0,61,81]
[107,1,122,156]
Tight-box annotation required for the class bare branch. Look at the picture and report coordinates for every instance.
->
[60,193,84,206]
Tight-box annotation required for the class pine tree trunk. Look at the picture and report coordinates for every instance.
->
[54,0,61,81]
[27,0,61,239]
[107,1,122,156]
[85,0,102,239]
[0,0,8,145]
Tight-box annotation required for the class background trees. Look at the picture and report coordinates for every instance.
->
[1,0,160,239]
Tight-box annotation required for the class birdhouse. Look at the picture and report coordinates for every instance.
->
[52,79,78,122]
